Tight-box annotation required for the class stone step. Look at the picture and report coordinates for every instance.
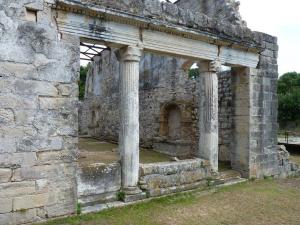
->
[81,201,124,214]
[217,170,242,180]
[123,192,147,203]
[78,192,118,207]
[80,191,147,213]
[217,177,248,187]
[213,170,243,185]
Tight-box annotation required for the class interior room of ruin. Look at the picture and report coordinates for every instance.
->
[78,49,235,166]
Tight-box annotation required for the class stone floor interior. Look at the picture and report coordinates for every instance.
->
[78,137,235,172]
[78,137,174,167]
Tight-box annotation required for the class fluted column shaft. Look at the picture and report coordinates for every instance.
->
[198,60,220,172]
[119,46,142,191]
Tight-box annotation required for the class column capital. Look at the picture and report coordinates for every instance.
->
[120,45,143,62]
[198,59,222,73]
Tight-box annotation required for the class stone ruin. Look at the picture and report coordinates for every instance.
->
[0,0,299,224]
[79,49,233,160]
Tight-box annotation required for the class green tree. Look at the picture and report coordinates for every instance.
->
[278,72,300,128]
[79,64,90,100]
[189,68,199,79]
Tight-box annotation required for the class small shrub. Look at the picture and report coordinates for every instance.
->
[206,177,214,187]
[263,175,274,180]
[117,191,126,201]
[76,202,82,215]
[146,191,151,198]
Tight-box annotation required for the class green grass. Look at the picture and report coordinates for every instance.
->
[38,178,300,225]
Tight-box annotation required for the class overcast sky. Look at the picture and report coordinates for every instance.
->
[239,0,300,75]
[162,0,300,75]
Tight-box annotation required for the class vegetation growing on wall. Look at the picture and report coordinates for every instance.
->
[278,72,300,130]
[79,64,90,100]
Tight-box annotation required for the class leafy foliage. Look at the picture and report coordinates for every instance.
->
[188,68,200,79]
[278,72,300,127]
[79,64,90,100]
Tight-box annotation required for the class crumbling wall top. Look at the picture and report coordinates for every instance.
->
[175,0,246,27]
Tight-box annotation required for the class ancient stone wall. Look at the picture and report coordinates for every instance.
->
[218,71,233,162]
[0,1,79,224]
[249,33,297,178]
[78,101,89,135]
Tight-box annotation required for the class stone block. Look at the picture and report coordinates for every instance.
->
[34,58,76,83]
[58,84,78,97]
[0,209,37,225]
[32,111,78,136]
[0,138,16,154]
[61,33,80,45]
[0,181,36,198]
[0,94,37,110]
[13,164,64,181]
[45,200,76,218]
[261,49,274,58]
[77,162,121,197]
[0,152,37,168]
[0,125,37,138]
[36,179,49,192]
[0,198,13,213]
[13,193,49,211]
[14,80,58,96]
[25,0,44,11]
[36,150,75,164]
[79,191,118,207]
[14,110,36,125]
[144,0,162,15]
[0,62,37,80]
[123,192,146,203]
[0,79,12,93]
[140,159,209,176]
[0,168,12,183]
[17,136,64,152]
[39,97,77,110]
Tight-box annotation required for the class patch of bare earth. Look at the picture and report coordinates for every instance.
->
[290,154,300,165]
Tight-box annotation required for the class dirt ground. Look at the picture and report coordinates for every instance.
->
[290,153,300,165]
[78,138,172,166]
[40,177,300,225]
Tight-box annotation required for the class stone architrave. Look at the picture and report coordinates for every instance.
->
[119,45,143,193]
[198,60,221,172]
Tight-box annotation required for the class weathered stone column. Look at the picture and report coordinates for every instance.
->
[119,45,142,194]
[198,60,221,172]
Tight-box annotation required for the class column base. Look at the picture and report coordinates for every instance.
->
[122,187,146,203]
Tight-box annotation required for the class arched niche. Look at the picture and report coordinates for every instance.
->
[159,103,182,140]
